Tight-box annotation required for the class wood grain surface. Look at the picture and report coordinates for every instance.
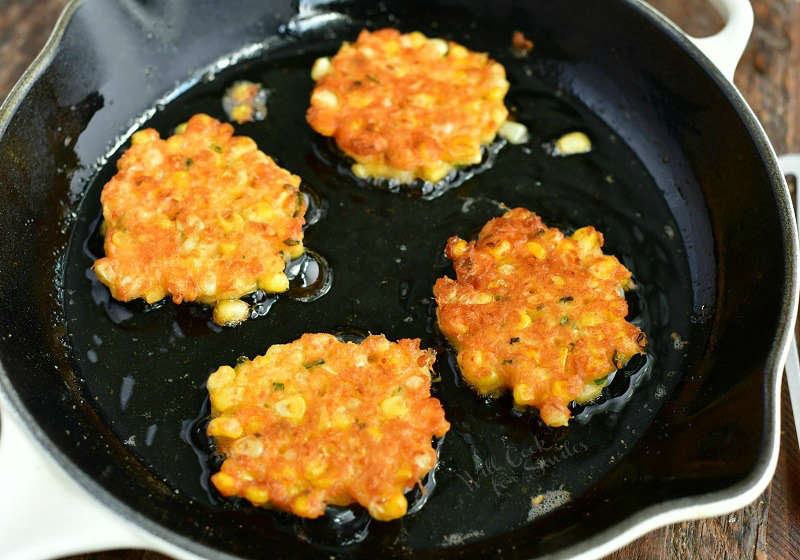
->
[0,1,797,559]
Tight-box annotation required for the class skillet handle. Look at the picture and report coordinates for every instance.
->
[686,0,754,81]
[778,154,800,449]
[0,396,176,560]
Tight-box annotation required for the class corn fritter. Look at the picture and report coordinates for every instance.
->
[93,114,306,325]
[307,28,510,183]
[207,333,450,520]
[434,208,646,427]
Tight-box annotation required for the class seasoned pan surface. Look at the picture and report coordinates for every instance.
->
[63,22,694,557]
[0,1,792,558]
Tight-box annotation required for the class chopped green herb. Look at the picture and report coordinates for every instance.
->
[612,351,627,369]
[509,337,520,344]
[292,192,305,218]
[502,359,513,365]
[367,74,380,83]
[594,376,608,386]
[559,296,574,303]
[185,157,194,167]
[209,143,222,153]
[393,386,403,395]
[235,355,249,364]
[560,316,569,325]
[494,295,503,301]
[304,359,325,369]
[272,382,285,391]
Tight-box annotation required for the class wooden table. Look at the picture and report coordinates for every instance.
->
[2,1,798,558]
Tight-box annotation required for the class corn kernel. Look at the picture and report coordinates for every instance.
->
[428,38,448,56]
[231,435,264,458]
[207,365,235,391]
[348,91,374,108]
[551,380,570,400]
[310,56,332,80]
[498,120,529,144]
[451,239,468,257]
[143,288,166,304]
[275,395,306,420]
[526,241,546,259]
[292,495,316,517]
[244,486,270,505]
[449,44,468,58]
[311,89,339,109]
[395,465,413,482]
[209,386,240,412]
[213,299,250,326]
[380,395,408,419]
[286,242,305,259]
[166,170,190,190]
[541,405,569,427]
[474,292,493,304]
[580,312,603,327]
[405,375,424,390]
[414,452,434,471]
[248,201,274,223]
[489,240,511,259]
[211,472,238,495]
[513,383,536,405]
[258,272,289,293]
[486,85,508,102]
[471,368,502,394]
[231,104,253,123]
[407,31,427,48]
[573,227,601,253]
[332,408,353,429]
[131,130,155,145]
[555,131,592,155]
[421,162,451,182]
[93,261,114,284]
[218,241,237,255]
[368,493,408,521]
[305,459,328,480]
[217,212,244,232]
[589,257,618,280]
[208,417,243,438]
[228,137,258,159]
[517,310,532,329]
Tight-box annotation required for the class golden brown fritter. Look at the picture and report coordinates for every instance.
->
[93,114,305,325]
[434,208,646,427]
[306,28,509,183]
[207,333,450,521]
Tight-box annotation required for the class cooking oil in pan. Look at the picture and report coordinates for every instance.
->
[61,36,697,550]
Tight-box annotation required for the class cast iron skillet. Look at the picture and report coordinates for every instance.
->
[0,0,796,558]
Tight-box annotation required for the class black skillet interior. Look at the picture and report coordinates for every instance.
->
[0,1,789,558]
